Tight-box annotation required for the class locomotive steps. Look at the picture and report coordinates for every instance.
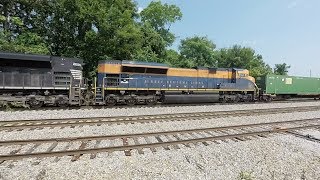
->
[1,105,320,131]
[0,118,319,162]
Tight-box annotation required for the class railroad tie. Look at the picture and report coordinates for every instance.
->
[286,131,320,143]
[122,138,131,156]
[234,137,245,141]
[214,131,229,143]
[71,141,88,161]
[197,132,210,146]
[54,143,71,162]
[144,137,157,152]
[27,143,43,165]
[155,136,170,150]
[46,142,58,152]
[26,143,41,154]
[172,134,191,148]
[90,140,101,159]
[4,129,13,132]
[204,131,221,144]
[108,139,115,155]
[234,129,251,140]
[165,135,185,148]
[0,147,22,164]
[257,134,268,138]
[132,138,144,154]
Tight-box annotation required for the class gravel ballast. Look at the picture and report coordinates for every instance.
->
[1,101,320,121]
[0,135,319,180]
[1,110,320,141]
[1,102,320,179]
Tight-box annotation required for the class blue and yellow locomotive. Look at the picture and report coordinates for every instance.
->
[96,60,257,106]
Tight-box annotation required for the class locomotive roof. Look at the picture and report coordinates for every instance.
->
[98,60,247,71]
[0,52,51,62]
[0,52,83,63]
[122,60,169,68]
[98,60,169,69]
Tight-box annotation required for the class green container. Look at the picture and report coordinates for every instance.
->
[256,74,320,95]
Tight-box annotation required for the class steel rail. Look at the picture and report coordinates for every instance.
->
[1,118,319,146]
[0,119,319,161]
[1,106,320,131]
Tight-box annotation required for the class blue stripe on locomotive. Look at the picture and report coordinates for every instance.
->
[98,73,255,90]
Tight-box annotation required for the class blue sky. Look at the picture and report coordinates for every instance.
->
[136,0,320,77]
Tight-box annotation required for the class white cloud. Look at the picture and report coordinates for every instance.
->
[138,7,144,13]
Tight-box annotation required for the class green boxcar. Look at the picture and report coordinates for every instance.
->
[256,74,320,96]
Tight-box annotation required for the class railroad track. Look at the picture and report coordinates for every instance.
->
[1,105,320,131]
[0,118,319,162]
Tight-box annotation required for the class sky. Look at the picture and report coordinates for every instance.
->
[136,0,320,77]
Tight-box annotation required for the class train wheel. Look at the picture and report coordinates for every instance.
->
[56,99,68,107]
[146,99,157,106]
[82,98,93,106]
[29,99,43,108]
[82,92,94,106]
[219,97,226,104]
[234,96,240,103]
[126,98,137,106]
[266,96,272,102]
[106,98,117,107]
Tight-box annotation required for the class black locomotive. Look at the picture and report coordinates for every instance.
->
[0,52,83,108]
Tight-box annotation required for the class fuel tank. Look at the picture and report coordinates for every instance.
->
[162,93,220,104]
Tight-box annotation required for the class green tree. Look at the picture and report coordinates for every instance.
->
[140,1,182,47]
[179,36,216,68]
[134,22,166,62]
[163,49,180,66]
[0,0,273,80]
[0,0,43,37]
[0,0,49,54]
[0,0,23,33]
[0,31,49,54]
[30,0,142,77]
[274,63,290,75]
[0,0,183,78]
[215,45,272,77]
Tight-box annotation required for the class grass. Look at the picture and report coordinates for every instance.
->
[239,171,254,180]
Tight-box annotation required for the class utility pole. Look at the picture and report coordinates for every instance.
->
[310,69,312,77]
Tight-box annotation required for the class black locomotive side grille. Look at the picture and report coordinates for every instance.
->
[54,82,71,86]
[1,71,53,88]
[54,72,71,86]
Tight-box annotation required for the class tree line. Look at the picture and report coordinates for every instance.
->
[0,0,290,78]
